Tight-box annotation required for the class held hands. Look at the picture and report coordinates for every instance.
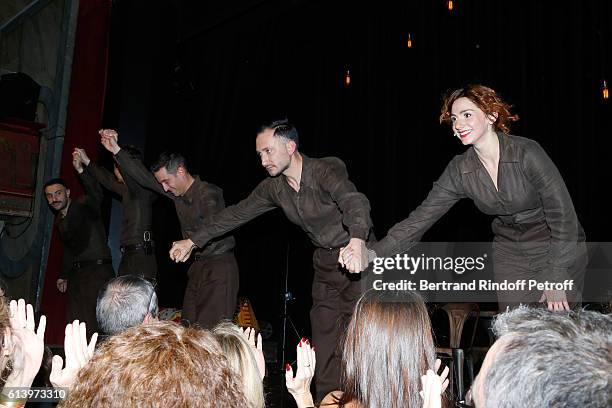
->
[242,327,265,380]
[4,299,46,389]
[169,239,196,263]
[539,289,570,311]
[71,149,83,173]
[56,279,68,293]
[50,320,98,390]
[99,129,121,155]
[338,238,368,273]
[285,338,316,408]
[419,359,450,408]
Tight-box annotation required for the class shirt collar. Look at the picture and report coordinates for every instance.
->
[460,132,519,174]
[279,153,312,189]
[299,153,313,188]
[180,175,201,204]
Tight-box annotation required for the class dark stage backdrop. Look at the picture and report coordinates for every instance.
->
[104,0,611,346]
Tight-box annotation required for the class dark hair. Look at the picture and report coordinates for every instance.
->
[339,290,437,408]
[257,119,299,147]
[96,275,158,335]
[439,84,519,133]
[120,144,143,161]
[150,152,188,174]
[43,178,68,190]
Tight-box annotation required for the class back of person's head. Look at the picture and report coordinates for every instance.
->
[96,275,158,335]
[120,144,143,161]
[213,321,265,408]
[59,321,248,408]
[257,118,299,148]
[150,152,188,174]
[341,289,436,408]
[482,307,611,408]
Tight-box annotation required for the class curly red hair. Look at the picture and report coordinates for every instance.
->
[440,84,519,134]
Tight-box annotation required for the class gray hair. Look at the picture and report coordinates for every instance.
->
[96,275,158,335]
[483,307,612,408]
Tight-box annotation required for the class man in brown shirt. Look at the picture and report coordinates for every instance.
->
[169,119,374,401]
[99,129,238,329]
[73,147,157,279]
[44,151,115,336]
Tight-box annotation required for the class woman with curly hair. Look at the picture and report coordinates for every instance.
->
[343,84,587,310]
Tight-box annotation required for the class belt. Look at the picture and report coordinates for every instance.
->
[193,251,232,261]
[72,259,112,269]
[499,221,546,232]
[120,241,155,254]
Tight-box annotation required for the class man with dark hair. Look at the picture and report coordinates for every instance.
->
[43,149,115,335]
[169,119,375,401]
[99,129,238,329]
[469,307,611,408]
[96,275,158,335]
[73,144,157,279]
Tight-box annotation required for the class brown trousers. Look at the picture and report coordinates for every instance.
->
[118,250,157,279]
[182,252,239,329]
[310,248,363,403]
[66,263,115,337]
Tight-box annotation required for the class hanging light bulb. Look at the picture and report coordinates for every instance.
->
[407,33,413,49]
[447,0,454,11]
[603,80,609,100]
[344,68,351,87]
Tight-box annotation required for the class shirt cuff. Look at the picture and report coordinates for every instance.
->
[349,227,369,241]
[370,239,393,259]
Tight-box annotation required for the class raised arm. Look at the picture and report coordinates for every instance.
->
[85,162,125,196]
[73,148,104,206]
[99,129,168,196]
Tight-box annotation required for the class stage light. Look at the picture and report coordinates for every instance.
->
[344,69,351,87]
[603,80,609,100]
[447,0,454,11]
[407,33,413,49]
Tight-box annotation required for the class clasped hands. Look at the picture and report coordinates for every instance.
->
[169,239,197,263]
[338,238,369,273]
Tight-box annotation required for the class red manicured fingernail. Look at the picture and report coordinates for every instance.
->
[285,363,291,371]
[312,346,316,351]
[306,339,310,345]
[301,337,306,343]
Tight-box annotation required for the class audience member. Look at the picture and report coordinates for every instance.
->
[96,275,158,335]
[213,322,265,408]
[59,320,247,407]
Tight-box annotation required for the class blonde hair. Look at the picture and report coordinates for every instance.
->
[0,291,12,387]
[60,321,247,407]
[213,321,265,408]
